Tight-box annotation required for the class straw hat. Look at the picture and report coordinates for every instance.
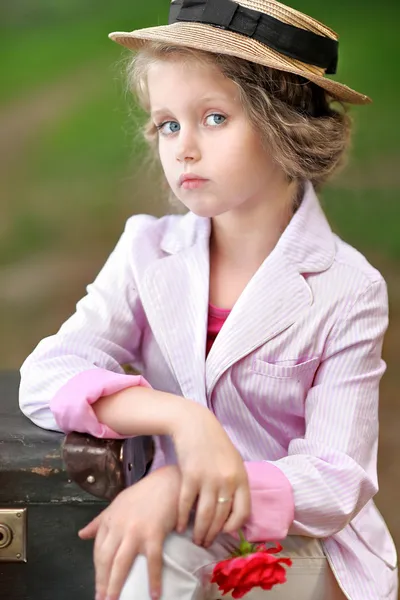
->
[108,0,371,105]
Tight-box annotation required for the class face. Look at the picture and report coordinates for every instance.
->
[147,57,285,219]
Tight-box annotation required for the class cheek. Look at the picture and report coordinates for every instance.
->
[238,142,273,181]
[158,141,167,166]
[158,143,174,177]
[223,144,267,187]
[220,130,264,170]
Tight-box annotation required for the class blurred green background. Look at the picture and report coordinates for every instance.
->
[1,0,399,577]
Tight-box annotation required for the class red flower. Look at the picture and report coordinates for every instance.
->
[210,537,292,599]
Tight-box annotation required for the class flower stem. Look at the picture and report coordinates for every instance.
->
[237,529,255,555]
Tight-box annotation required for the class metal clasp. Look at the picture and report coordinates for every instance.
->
[0,508,27,562]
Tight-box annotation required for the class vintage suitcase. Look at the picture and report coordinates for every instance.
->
[0,370,153,600]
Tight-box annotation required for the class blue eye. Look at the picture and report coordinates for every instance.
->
[206,114,226,126]
[156,121,180,135]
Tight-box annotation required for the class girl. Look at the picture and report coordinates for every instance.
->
[19,1,398,599]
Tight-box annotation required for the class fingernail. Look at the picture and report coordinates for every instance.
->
[151,590,160,600]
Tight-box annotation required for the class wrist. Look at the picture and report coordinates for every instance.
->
[167,398,209,438]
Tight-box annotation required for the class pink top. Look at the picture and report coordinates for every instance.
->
[206,303,231,356]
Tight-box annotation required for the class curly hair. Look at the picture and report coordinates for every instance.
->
[125,42,353,202]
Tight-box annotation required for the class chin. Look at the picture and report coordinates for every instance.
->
[182,198,231,219]
[189,207,216,218]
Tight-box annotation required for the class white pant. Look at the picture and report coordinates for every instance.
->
[120,525,347,600]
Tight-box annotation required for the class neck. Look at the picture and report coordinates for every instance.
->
[210,179,302,269]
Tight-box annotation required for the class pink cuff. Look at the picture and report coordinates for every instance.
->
[49,368,152,438]
[240,461,294,543]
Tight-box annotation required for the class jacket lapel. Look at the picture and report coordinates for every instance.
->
[205,181,336,398]
[205,251,312,398]
[140,213,211,407]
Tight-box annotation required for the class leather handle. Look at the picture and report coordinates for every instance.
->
[62,432,155,501]
[62,432,126,501]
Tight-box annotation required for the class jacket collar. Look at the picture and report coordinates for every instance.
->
[160,180,335,274]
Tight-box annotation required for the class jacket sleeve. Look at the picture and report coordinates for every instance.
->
[241,278,388,541]
[19,216,154,438]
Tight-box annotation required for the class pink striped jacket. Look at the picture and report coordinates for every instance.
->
[19,181,397,599]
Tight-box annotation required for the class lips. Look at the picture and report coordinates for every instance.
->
[178,173,208,187]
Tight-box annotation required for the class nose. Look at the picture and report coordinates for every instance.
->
[175,126,201,163]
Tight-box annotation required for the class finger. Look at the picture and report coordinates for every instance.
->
[203,494,233,547]
[106,538,140,600]
[192,486,217,546]
[94,527,120,600]
[222,485,251,534]
[93,525,111,598]
[145,537,164,600]
[177,477,198,533]
[78,513,102,539]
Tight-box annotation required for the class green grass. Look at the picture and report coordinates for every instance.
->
[25,80,138,181]
[322,188,400,260]
[0,2,168,105]
[0,79,145,266]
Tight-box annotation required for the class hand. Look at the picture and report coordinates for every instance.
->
[78,464,181,600]
[172,404,251,548]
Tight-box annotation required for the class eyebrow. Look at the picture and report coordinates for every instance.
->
[151,94,232,118]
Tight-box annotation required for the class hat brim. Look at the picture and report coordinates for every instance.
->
[109,22,371,105]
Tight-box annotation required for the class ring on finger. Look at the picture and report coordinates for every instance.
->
[217,496,232,504]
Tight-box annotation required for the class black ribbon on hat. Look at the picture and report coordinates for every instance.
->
[169,0,338,74]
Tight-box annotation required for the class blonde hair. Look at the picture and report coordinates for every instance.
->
[125,43,353,204]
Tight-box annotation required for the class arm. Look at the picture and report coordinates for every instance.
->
[19,215,158,437]
[91,385,203,438]
[240,278,388,541]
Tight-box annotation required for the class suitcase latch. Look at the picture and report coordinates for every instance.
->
[0,508,27,562]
